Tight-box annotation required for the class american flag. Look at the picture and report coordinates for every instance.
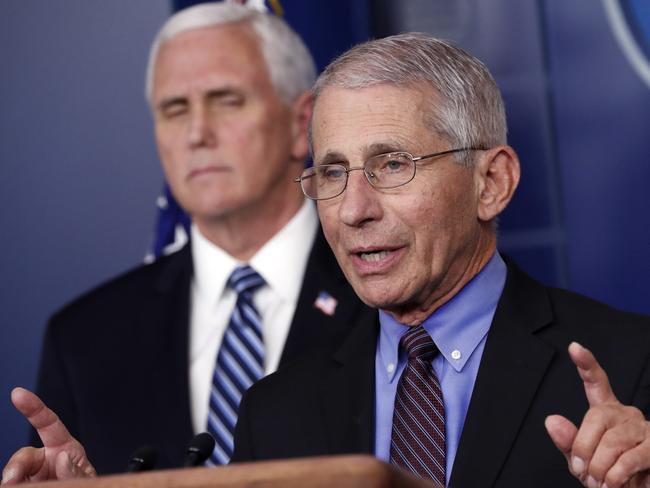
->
[314,291,338,316]
[145,184,190,263]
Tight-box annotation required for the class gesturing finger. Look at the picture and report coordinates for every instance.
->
[11,387,74,448]
[568,342,618,407]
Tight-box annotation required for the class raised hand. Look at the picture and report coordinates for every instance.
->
[545,342,650,488]
[1,388,96,484]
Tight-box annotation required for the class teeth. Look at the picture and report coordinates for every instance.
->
[360,250,390,262]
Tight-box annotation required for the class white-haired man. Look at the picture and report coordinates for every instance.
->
[231,34,650,488]
[1,2,370,480]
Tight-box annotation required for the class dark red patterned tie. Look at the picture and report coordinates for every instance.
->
[390,326,446,486]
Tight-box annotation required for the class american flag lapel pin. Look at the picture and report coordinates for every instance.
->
[314,291,338,316]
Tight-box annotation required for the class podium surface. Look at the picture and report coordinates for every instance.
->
[24,455,437,488]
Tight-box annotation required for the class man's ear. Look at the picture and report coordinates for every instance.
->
[289,91,313,161]
[475,145,520,222]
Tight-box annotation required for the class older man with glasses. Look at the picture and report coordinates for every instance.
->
[234,33,650,488]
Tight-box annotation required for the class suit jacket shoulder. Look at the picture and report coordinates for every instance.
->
[49,246,192,326]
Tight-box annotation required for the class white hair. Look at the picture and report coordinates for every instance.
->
[312,33,507,165]
[145,2,316,105]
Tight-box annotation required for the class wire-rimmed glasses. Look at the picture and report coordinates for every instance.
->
[294,147,485,201]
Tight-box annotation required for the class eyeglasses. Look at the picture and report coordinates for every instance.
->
[294,147,485,201]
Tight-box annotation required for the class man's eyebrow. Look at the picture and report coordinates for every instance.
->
[364,142,406,157]
[206,86,243,96]
[316,151,347,166]
[315,141,408,166]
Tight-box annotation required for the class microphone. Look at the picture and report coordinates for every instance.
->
[183,432,216,467]
[126,445,158,472]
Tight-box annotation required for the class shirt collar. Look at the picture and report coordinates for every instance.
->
[250,200,318,302]
[191,200,318,303]
[378,251,507,381]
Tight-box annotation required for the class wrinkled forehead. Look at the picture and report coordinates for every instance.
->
[151,24,271,102]
[156,23,261,71]
[311,83,439,160]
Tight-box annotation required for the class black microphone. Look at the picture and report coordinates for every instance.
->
[126,445,158,473]
[183,432,216,467]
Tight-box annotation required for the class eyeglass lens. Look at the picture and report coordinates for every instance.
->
[301,153,416,200]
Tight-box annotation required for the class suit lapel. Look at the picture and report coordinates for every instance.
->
[449,262,556,488]
[135,245,195,468]
[318,311,378,456]
[280,229,369,366]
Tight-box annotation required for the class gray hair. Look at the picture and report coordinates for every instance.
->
[145,2,316,105]
[312,33,507,165]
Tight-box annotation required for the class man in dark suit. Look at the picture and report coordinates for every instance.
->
[232,33,650,488]
[1,2,370,481]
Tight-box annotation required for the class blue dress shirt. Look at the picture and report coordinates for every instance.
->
[374,252,507,485]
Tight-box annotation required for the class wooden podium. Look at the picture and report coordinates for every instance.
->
[24,455,437,488]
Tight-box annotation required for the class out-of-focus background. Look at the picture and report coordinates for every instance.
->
[1,0,649,465]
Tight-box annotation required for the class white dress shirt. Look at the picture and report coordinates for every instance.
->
[188,200,318,433]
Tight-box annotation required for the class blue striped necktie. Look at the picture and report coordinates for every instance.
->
[390,326,446,485]
[206,265,265,465]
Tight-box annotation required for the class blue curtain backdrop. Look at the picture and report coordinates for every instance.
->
[1,0,649,467]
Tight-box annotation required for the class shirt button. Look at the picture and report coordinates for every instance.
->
[451,349,462,360]
[387,363,395,374]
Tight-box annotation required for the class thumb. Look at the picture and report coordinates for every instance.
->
[53,450,96,480]
[545,414,577,458]
[54,452,77,481]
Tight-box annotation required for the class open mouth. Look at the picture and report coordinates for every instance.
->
[350,246,405,273]
[358,250,391,262]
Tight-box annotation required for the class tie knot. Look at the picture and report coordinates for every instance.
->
[227,265,265,295]
[400,326,438,360]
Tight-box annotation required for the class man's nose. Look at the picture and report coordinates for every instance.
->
[187,106,216,147]
[337,169,383,227]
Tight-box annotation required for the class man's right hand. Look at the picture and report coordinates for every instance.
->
[1,387,96,485]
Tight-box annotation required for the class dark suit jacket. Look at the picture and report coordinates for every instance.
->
[34,230,373,474]
[233,261,650,488]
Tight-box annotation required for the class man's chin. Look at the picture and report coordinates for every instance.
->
[186,196,245,220]
[351,284,402,311]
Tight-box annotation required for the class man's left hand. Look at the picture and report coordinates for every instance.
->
[545,342,650,488]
